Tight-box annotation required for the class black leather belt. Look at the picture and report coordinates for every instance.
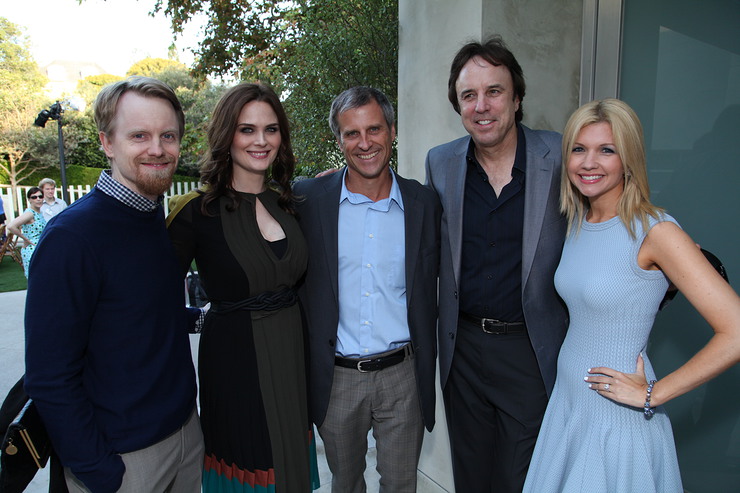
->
[460,312,526,335]
[335,345,412,372]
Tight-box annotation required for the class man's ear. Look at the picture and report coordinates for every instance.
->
[99,131,114,158]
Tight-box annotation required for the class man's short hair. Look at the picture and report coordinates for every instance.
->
[38,178,56,188]
[328,86,395,141]
[448,35,526,122]
[94,76,185,139]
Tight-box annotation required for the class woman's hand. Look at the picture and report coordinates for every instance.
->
[585,354,651,408]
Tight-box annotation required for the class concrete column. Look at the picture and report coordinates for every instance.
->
[398,0,582,179]
[398,1,583,491]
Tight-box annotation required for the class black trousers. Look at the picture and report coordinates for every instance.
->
[443,317,549,493]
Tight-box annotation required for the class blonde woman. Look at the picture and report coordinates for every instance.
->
[524,99,740,492]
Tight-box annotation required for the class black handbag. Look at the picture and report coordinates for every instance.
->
[0,376,55,493]
[4,400,52,467]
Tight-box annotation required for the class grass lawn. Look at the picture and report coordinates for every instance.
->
[0,258,27,293]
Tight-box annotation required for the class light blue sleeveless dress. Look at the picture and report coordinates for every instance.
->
[523,214,683,493]
[21,208,46,278]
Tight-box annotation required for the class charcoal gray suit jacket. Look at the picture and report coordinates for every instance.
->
[294,169,441,430]
[425,125,568,394]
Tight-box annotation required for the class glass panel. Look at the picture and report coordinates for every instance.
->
[621,1,740,491]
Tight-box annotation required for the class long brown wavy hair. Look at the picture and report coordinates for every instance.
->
[199,82,297,215]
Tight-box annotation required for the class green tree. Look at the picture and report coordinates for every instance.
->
[283,0,398,171]
[126,57,188,77]
[137,0,398,172]
[77,73,124,106]
[63,112,109,169]
[134,62,227,177]
[0,18,50,190]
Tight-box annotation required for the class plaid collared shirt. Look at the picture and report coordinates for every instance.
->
[95,169,208,330]
[95,169,163,212]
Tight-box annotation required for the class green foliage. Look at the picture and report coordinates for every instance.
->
[154,0,295,83]
[0,18,47,116]
[283,0,399,169]
[77,74,124,105]
[176,83,228,176]
[13,164,198,188]
[126,57,188,77]
[20,164,104,188]
[149,0,398,172]
[64,112,109,168]
[0,17,50,190]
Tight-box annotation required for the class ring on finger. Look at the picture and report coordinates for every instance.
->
[604,383,610,391]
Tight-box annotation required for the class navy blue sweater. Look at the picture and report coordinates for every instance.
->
[24,189,197,493]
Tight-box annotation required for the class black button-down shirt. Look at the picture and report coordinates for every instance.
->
[459,125,526,322]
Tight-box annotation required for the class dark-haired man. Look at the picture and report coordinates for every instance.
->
[426,36,568,492]
[25,77,203,493]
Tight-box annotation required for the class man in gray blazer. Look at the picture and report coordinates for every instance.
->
[425,37,568,492]
[295,86,441,492]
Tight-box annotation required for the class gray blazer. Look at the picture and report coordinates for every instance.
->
[294,170,442,430]
[425,125,568,395]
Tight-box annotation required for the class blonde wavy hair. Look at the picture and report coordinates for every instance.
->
[560,98,663,238]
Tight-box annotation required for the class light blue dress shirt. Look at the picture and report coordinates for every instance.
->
[336,169,410,358]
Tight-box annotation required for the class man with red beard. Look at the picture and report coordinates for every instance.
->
[24,77,203,493]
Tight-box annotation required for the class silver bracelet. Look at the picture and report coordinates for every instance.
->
[644,379,657,419]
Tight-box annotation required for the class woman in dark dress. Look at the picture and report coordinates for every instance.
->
[167,83,314,492]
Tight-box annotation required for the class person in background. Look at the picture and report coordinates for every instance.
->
[24,76,203,493]
[523,99,740,492]
[38,178,67,223]
[0,193,6,242]
[167,82,316,492]
[7,187,46,278]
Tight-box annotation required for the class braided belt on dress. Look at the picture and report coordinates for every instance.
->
[208,287,298,314]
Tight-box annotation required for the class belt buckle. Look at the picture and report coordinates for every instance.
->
[481,318,506,335]
[356,359,372,372]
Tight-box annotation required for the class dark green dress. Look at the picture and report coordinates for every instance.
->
[168,190,313,492]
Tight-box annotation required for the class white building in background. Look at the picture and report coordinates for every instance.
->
[41,60,106,98]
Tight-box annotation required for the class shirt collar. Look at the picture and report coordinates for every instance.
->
[339,167,405,211]
[96,169,162,212]
[465,124,528,174]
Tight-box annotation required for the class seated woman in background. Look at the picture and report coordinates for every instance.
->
[167,83,316,492]
[523,99,740,493]
[7,187,47,278]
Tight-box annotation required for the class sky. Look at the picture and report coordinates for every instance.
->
[3,0,203,76]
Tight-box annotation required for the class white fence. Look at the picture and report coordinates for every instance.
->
[0,180,200,221]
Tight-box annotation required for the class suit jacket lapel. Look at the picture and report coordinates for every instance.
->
[522,127,556,288]
[319,172,343,304]
[446,137,469,288]
[398,176,422,305]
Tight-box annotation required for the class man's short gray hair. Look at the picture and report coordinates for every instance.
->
[328,87,395,141]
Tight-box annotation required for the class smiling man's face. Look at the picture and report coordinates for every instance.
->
[99,91,180,200]
[456,56,520,152]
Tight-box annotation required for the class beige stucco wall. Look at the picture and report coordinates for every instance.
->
[398,0,582,179]
[398,1,583,491]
